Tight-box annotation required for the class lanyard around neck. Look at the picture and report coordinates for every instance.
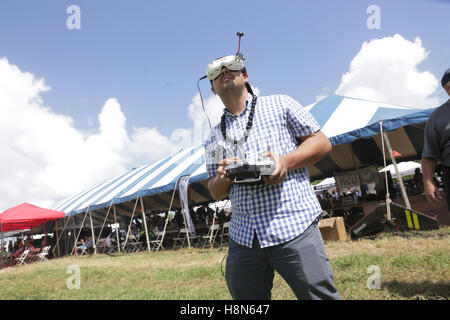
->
[220,95,257,146]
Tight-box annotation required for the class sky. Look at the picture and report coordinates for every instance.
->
[0,0,449,212]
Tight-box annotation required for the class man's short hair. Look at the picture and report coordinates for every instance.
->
[441,68,450,87]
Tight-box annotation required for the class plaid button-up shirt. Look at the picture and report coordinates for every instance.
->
[204,94,322,248]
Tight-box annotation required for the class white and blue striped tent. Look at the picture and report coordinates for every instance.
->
[48,94,435,222]
[49,145,210,223]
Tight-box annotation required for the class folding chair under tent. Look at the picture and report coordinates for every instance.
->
[46,94,437,254]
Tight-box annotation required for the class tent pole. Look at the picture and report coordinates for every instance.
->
[160,180,179,250]
[54,219,60,257]
[122,198,139,252]
[113,204,120,253]
[1,223,3,255]
[71,215,76,255]
[95,202,112,249]
[53,215,72,257]
[383,132,411,210]
[140,197,151,252]
[71,209,90,256]
[44,224,47,245]
[380,123,392,222]
[88,208,96,254]
[159,212,170,251]
[209,205,219,248]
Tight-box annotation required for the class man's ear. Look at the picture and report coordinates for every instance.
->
[211,85,216,95]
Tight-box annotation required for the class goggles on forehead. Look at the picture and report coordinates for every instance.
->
[206,54,245,81]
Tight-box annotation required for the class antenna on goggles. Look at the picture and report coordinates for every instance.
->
[236,32,244,55]
[235,32,246,61]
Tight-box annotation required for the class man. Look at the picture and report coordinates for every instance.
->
[203,55,340,300]
[422,68,450,211]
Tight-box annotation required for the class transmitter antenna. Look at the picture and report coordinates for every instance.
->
[236,32,244,56]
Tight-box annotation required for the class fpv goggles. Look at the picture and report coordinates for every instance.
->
[206,54,245,81]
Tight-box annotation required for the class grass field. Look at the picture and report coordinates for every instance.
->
[0,227,449,300]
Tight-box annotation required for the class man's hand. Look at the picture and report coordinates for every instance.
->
[263,151,288,185]
[422,157,441,207]
[216,157,238,183]
[208,157,237,200]
[424,179,442,207]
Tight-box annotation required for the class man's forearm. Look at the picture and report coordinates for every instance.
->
[208,175,233,201]
[422,157,437,183]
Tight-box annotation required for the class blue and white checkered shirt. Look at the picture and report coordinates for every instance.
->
[204,94,323,248]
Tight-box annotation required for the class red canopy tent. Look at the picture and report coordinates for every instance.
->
[0,203,65,232]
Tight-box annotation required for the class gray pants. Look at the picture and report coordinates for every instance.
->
[225,221,340,300]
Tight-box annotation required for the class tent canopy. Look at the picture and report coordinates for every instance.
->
[49,145,209,216]
[306,95,434,180]
[0,203,65,232]
[314,177,336,187]
[379,161,422,178]
[49,94,436,217]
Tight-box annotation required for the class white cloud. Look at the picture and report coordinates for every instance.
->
[127,126,174,165]
[188,91,223,129]
[0,57,175,212]
[335,34,440,108]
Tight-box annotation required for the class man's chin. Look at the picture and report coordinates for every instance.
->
[216,83,246,96]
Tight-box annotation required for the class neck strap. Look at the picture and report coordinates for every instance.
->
[220,95,257,145]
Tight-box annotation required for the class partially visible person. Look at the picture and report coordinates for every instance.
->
[395,179,402,198]
[85,236,94,253]
[10,240,25,265]
[422,68,450,210]
[413,168,424,194]
[75,237,86,256]
[40,232,48,249]
[8,241,14,253]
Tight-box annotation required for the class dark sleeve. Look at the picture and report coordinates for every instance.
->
[422,112,441,161]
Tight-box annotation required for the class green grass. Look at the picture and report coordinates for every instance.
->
[331,251,449,300]
[1,227,449,300]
